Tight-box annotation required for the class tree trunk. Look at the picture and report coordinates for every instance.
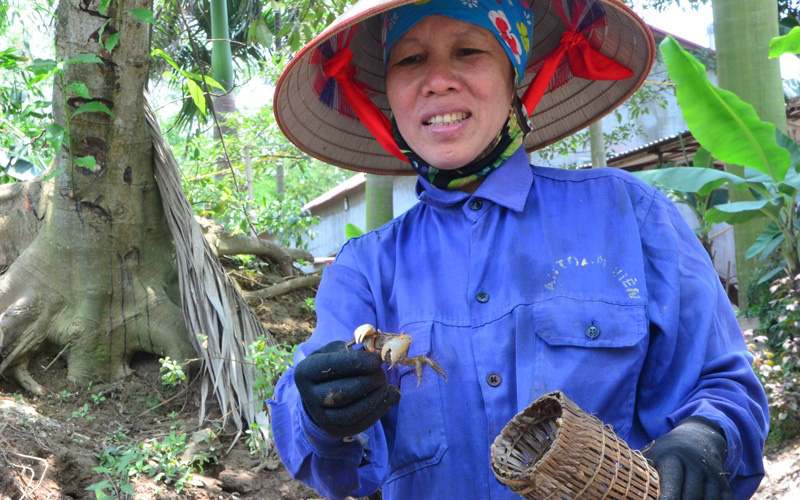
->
[0,0,193,393]
[589,121,607,168]
[366,174,393,231]
[712,0,787,305]
[210,0,237,181]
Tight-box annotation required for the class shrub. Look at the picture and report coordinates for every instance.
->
[743,273,800,444]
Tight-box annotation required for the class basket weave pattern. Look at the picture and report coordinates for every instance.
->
[490,392,659,500]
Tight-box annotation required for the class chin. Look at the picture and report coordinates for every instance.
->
[420,149,479,171]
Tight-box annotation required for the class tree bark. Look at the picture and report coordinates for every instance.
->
[712,0,787,305]
[589,121,607,168]
[243,275,322,301]
[196,216,313,276]
[0,0,194,393]
[366,174,393,231]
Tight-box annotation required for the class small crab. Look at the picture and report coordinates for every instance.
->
[346,324,447,385]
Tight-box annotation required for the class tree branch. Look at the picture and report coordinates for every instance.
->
[243,275,322,301]
[195,217,312,276]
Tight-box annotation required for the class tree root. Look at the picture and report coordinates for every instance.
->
[196,217,313,276]
[243,274,322,301]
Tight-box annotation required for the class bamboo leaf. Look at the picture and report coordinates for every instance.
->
[72,101,113,117]
[65,81,90,99]
[660,36,791,182]
[186,79,206,116]
[129,8,154,24]
[99,0,111,15]
[769,26,800,58]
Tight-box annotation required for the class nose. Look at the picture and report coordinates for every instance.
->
[420,59,461,96]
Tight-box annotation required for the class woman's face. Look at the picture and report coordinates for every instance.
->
[386,15,515,170]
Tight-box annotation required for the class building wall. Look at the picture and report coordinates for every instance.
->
[306,188,367,258]
[529,54,718,168]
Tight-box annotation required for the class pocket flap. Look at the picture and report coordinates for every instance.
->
[533,297,647,348]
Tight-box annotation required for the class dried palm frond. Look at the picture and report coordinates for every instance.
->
[146,94,276,446]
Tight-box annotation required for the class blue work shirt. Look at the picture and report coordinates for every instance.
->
[269,147,769,500]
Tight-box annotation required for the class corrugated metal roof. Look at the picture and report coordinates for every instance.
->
[303,172,366,212]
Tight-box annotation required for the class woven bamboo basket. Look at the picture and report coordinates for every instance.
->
[490,391,659,500]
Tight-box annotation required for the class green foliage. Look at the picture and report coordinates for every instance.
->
[159,356,187,388]
[71,403,95,421]
[634,148,730,255]
[244,422,266,457]
[770,26,800,58]
[88,425,218,498]
[302,297,315,311]
[653,35,800,282]
[742,275,800,444]
[661,36,791,182]
[247,337,295,402]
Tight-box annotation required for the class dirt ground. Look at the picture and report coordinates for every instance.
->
[0,262,798,499]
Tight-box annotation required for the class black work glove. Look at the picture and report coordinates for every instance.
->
[294,340,401,438]
[643,416,733,500]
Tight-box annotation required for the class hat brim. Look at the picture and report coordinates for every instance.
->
[274,0,656,175]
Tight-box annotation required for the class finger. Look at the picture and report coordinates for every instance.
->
[298,349,384,382]
[312,340,348,354]
[310,371,389,408]
[680,465,703,500]
[703,480,721,500]
[655,456,684,500]
[314,386,401,437]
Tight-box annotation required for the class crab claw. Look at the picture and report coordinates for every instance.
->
[380,334,412,368]
[354,324,377,344]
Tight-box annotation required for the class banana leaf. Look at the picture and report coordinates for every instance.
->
[634,167,746,196]
[705,200,779,224]
[661,36,791,183]
[746,222,784,260]
[769,26,800,58]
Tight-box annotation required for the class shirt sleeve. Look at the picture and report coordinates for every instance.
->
[636,190,770,499]
[268,241,390,499]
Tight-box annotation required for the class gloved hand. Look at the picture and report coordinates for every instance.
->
[294,340,401,438]
[643,416,732,500]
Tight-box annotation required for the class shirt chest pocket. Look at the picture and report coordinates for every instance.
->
[530,297,649,436]
[381,323,447,483]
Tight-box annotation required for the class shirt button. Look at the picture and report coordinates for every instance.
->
[487,373,502,387]
[469,199,483,211]
[586,325,601,339]
[476,291,489,303]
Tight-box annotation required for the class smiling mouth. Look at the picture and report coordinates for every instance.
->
[424,112,471,126]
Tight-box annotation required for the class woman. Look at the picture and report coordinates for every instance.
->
[268,1,769,499]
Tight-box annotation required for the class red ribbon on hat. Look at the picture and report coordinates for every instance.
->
[521,28,633,116]
[323,46,408,162]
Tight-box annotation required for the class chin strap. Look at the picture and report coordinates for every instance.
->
[520,28,634,116]
[322,46,408,162]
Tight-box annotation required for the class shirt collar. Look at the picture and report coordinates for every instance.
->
[415,147,532,212]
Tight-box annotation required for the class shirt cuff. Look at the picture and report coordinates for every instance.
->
[297,398,366,462]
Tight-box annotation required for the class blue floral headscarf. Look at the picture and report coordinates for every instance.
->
[383,0,534,85]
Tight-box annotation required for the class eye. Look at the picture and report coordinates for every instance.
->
[395,54,422,65]
[456,48,482,56]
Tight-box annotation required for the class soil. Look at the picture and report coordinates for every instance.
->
[0,260,798,500]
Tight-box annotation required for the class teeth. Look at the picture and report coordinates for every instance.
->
[426,112,469,126]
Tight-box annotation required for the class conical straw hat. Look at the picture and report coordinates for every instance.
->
[274,0,655,175]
